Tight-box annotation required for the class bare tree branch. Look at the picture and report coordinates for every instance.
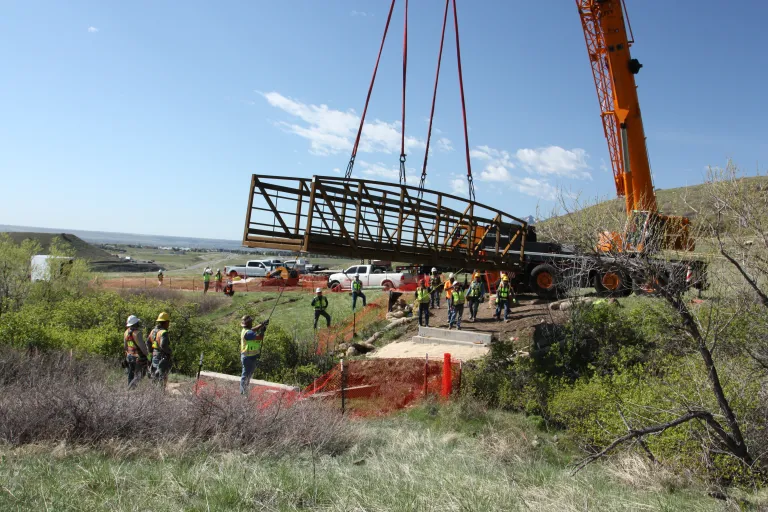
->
[572,411,713,474]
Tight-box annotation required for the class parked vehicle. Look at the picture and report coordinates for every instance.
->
[283,258,310,272]
[223,260,269,278]
[327,264,416,291]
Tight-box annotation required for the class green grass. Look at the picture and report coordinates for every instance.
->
[0,403,746,511]
[200,289,386,341]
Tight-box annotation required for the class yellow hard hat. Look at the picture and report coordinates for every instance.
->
[156,311,170,322]
[502,275,509,281]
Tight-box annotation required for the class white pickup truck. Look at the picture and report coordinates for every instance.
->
[224,260,269,278]
[327,264,416,291]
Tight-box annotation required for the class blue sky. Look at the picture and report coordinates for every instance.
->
[1,0,766,240]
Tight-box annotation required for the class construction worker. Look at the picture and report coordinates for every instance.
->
[445,273,456,325]
[312,288,331,329]
[240,315,269,396]
[415,280,431,327]
[449,283,466,330]
[148,312,172,387]
[467,273,486,322]
[202,266,212,294]
[351,274,366,309]
[214,268,223,292]
[157,270,164,287]
[494,275,517,321]
[429,267,441,309]
[124,315,148,389]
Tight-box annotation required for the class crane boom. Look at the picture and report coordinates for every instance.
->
[577,0,656,214]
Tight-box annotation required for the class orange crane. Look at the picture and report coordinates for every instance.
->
[577,0,692,253]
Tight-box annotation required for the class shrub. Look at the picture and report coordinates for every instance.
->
[0,348,356,455]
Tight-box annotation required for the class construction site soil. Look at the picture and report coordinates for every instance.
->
[396,294,566,344]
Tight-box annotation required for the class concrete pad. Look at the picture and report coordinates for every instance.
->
[417,326,493,345]
[199,371,300,392]
[369,340,489,361]
[412,335,489,347]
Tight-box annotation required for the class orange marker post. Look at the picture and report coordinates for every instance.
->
[441,353,452,397]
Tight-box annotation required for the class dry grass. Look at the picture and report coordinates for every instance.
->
[0,349,355,455]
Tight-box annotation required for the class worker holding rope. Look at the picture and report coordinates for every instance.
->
[239,315,268,396]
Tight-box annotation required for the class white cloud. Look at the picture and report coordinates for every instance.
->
[351,10,368,17]
[469,144,590,201]
[600,159,609,173]
[437,137,453,152]
[515,146,591,179]
[87,26,99,33]
[516,177,559,201]
[357,161,409,182]
[470,145,515,182]
[261,91,434,156]
[332,167,341,174]
[480,165,512,182]
[450,178,466,196]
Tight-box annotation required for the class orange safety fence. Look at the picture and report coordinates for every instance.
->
[94,275,327,293]
[194,356,462,418]
[301,357,461,416]
[315,294,391,353]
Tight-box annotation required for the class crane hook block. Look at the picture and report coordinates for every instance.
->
[629,58,643,75]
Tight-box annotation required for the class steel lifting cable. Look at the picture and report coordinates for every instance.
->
[345,0,397,180]
[398,0,409,185]
[451,0,475,203]
[419,0,450,198]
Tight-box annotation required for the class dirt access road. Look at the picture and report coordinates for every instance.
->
[370,294,567,360]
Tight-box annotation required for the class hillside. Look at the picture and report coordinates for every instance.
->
[1,232,163,272]
[3,232,114,261]
[538,175,768,236]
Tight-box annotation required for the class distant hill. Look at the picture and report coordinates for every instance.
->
[0,225,260,252]
[1,232,164,272]
[3,232,114,261]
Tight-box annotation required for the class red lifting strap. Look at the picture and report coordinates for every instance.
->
[346,0,397,180]
[399,0,409,184]
[419,0,450,197]
[452,0,475,202]
[420,0,475,202]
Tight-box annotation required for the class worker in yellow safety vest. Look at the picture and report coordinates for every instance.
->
[351,274,366,309]
[449,283,466,330]
[311,288,331,329]
[415,280,431,327]
[215,269,223,292]
[147,312,172,387]
[124,315,148,389]
[494,275,517,321]
[467,273,486,322]
[239,315,269,396]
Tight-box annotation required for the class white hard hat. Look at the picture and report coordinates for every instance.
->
[126,315,140,327]
[431,267,437,272]
[355,274,360,278]
[315,287,322,293]
[449,273,455,279]
[216,268,220,271]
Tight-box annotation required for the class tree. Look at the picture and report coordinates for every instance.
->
[0,234,40,318]
[539,170,763,474]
